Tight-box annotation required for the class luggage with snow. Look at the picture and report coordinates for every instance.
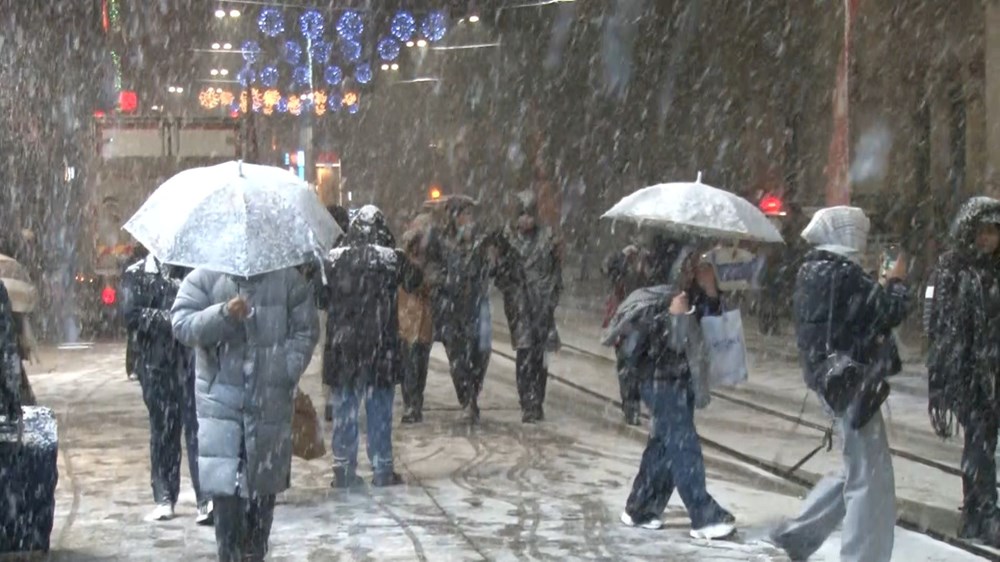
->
[0,405,59,553]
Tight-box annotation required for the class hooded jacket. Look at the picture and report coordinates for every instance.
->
[123,256,191,377]
[323,205,421,388]
[793,207,909,394]
[927,197,1000,425]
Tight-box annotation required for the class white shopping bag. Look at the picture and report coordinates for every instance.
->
[699,309,749,387]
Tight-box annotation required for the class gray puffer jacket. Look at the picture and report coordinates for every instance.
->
[171,267,319,498]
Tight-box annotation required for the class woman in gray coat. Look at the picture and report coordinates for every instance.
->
[171,266,319,562]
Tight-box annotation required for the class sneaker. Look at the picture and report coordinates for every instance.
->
[620,511,663,530]
[331,468,365,489]
[195,501,214,526]
[690,517,737,540]
[401,409,423,424]
[372,471,404,487]
[145,503,175,522]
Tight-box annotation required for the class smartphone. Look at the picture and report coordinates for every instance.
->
[880,245,900,280]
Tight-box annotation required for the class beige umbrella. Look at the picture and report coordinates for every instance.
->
[0,254,38,313]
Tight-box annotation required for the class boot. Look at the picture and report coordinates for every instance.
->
[372,471,404,487]
[463,398,480,424]
[960,508,1000,547]
[331,467,365,489]
[401,407,423,424]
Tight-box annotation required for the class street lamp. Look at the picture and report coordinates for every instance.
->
[214,8,225,18]
[229,9,240,18]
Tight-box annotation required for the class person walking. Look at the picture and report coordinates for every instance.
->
[926,196,1000,545]
[323,205,420,487]
[432,197,493,423]
[398,212,436,424]
[770,206,910,562]
[497,191,562,423]
[123,256,211,524]
[605,245,735,538]
[171,265,318,562]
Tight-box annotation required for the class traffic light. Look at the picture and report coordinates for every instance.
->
[759,194,785,216]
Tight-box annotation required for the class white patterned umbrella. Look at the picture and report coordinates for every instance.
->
[123,161,341,277]
[602,173,784,244]
[0,254,37,313]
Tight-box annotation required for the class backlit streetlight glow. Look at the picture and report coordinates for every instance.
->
[229,9,240,18]
[381,63,390,71]
[220,69,229,76]
[390,63,399,71]
[214,9,225,18]
[210,69,219,76]
[211,42,221,49]
[469,15,481,23]
[223,42,232,50]
[406,41,415,48]
[417,39,428,48]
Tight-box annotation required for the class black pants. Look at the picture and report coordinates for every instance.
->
[962,408,999,517]
[516,346,548,415]
[401,341,432,413]
[213,494,276,562]
[616,346,640,417]
[443,335,488,407]
[139,361,203,506]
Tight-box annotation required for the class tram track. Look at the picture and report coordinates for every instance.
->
[488,337,1000,561]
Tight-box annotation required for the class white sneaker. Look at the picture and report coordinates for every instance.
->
[620,511,663,530]
[690,522,736,540]
[195,501,214,526]
[145,503,175,522]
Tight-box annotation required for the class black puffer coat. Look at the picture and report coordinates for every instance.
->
[927,197,1000,426]
[793,250,909,394]
[123,257,192,377]
[322,207,421,389]
[0,281,21,418]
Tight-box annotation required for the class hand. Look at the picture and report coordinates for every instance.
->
[669,292,690,316]
[885,253,907,282]
[225,297,250,321]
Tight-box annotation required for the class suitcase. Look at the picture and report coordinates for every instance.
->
[0,405,59,553]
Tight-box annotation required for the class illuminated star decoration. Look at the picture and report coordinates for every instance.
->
[390,11,416,42]
[283,41,303,65]
[355,63,373,85]
[323,65,343,86]
[340,38,362,62]
[258,8,284,37]
[310,41,332,64]
[293,66,311,86]
[377,37,400,62]
[299,10,325,41]
[327,91,342,111]
[242,40,261,63]
[260,66,279,88]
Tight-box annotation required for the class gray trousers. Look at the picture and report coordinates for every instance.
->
[773,410,895,562]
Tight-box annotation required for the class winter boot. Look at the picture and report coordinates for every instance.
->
[960,509,1000,547]
[372,471,404,487]
[463,399,480,424]
[401,407,423,424]
[331,467,365,490]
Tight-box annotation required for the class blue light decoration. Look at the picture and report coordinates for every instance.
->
[327,91,342,112]
[260,66,279,88]
[310,41,332,64]
[340,38,362,62]
[298,10,324,41]
[347,102,359,114]
[355,63,373,85]
[336,10,364,40]
[422,11,448,42]
[323,65,343,86]
[258,8,284,37]
[242,40,261,63]
[276,97,289,113]
[377,37,400,62]
[283,41,303,65]
[237,66,255,86]
[292,66,311,86]
[390,11,416,42]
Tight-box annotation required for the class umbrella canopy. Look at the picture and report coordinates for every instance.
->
[123,161,342,277]
[0,254,37,313]
[601,174,784,244]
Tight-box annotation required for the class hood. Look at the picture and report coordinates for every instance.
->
[949,196,1000,257]
[515,190,538,217]
[346,204,395,247]
[801,206,870,263]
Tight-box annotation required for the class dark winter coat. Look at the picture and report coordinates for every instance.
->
[0,281,21,418]
[927,197,1000,423]
[793,250,909,395]
[431,231,492,344]
[171,267,319,497]
[322,220,422,389]
[123,257,190,377]
[498,225,562,350]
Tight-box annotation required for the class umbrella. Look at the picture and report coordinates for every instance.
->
[0,254,37,313]
[123,161,342,277]
[601,173,784,244]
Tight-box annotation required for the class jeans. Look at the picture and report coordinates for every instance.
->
[516,346,548,414]
[401,341,432,413]
[443,335,489,408]
[772,410,895,562]
[625,378,730,528]
[331,385,395,475]
[213,494,276,562]
[139,358,203,506]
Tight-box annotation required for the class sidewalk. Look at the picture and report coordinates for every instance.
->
[19,339,984,561]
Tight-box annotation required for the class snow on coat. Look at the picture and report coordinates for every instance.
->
[171,267,319,498]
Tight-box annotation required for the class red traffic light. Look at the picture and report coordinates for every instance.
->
[759,194,785,216]
[101,286,117,306]
[118,90,138,113]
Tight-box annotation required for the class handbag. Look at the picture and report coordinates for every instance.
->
[291,389,326,460]
[699,309,749,387]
